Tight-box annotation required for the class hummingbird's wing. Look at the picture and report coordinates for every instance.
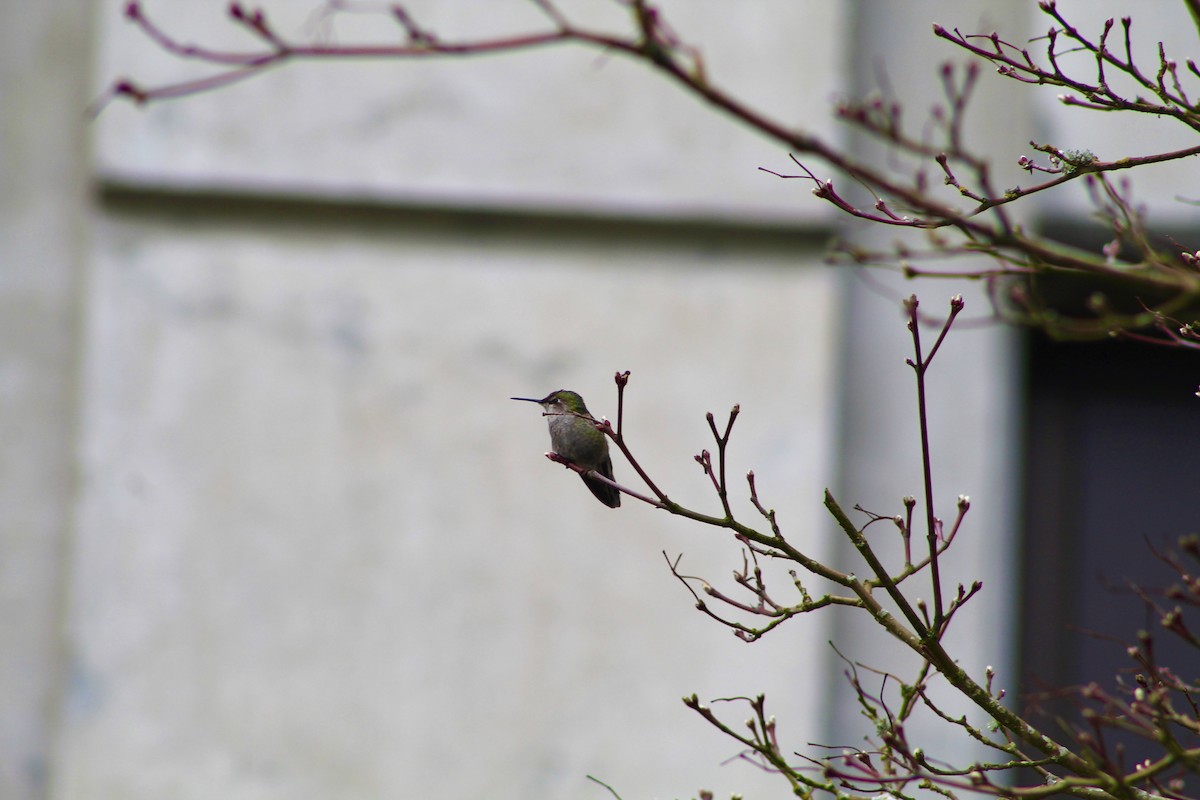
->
[580,454,621,508]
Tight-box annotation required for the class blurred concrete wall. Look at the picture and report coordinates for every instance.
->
[0,0,93,796]
[14,0,1177,797]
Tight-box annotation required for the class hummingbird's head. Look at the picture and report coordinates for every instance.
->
[511,389,589,416]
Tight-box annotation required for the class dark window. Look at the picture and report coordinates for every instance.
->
[1020,333,1199,761]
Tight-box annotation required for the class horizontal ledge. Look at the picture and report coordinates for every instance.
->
[95,178,833,254]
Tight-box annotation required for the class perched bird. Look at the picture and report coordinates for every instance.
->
[511,389,621,508]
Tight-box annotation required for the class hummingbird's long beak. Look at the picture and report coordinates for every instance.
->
[510,397,541,403]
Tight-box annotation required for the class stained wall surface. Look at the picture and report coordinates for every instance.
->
[0,1,1114,797]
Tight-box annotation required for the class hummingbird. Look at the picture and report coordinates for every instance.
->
[511,390,621,508]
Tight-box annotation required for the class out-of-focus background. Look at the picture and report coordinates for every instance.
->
[4,1,1200,798]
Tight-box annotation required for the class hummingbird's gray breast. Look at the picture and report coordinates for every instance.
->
[546,412,608,466]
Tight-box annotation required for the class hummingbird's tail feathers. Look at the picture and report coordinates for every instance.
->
[581,473,622,508]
